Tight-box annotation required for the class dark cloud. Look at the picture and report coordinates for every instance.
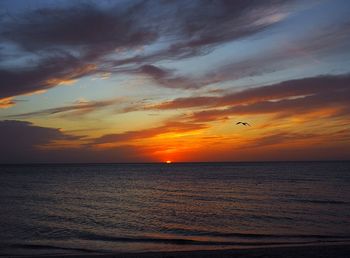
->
[139,65,170,79]
[3,0,348,102]
[141,74,350,121]
[112,0,293,62]
[156,0,292,58]
[1,2,156,53]
[138,19,350,92]
[123,50,291,91]
[136,65,216,89]
[202,20,350,85]
[0,120,149,163]
[0,120,79,162]
[0,0,292,100]
[119,19,350,92]
[127,16,350,90]
[0,53,96,99]
[190,88,350,122]
[0,2,157,99]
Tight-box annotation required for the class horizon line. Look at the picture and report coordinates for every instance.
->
[1,160,349,166]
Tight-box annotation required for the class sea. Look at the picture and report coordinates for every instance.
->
[0,161,350,256]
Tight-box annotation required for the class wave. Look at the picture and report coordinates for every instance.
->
[76,232,350,246]
[292,199,349,205]
[2,233,350,256]
[159,229,350,240]
[1,243,100,254]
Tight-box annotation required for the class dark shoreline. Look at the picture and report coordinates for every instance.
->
[8,244,350,258]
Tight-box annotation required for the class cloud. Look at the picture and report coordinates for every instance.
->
[134,64,220,89]
[138,64,194,89]
[190,88,349,122]
[245,131,317,148]
[1,0,348,95]
[157,0,291,58]
[0,120,78,162]
[2,0,349,108]
[235,129,350,160]
[0,2,157,100]
[0,119,208,163]
[0,52,96,100]
[120,18,350,91]
[0,0,293,101]
[92,121,208,145]
[8,98,124,118]
[0,97,15,108]
[127,16,350,90]
[142,74,350,121]
[11,72,348,126]
[1,2,156,53]
[139,18,350,91]
[0,120,150,163]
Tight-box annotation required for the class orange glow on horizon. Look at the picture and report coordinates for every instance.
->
[166,160,172,164]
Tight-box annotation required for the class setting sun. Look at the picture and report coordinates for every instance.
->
[1,1,350,257]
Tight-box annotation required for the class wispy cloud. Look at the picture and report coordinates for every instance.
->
[138,74,350,122]
[8,98,124,118]
[92,121,208,146]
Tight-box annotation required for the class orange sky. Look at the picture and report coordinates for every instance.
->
[1,1,350,163]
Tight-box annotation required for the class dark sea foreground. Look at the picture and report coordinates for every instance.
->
[0,161,349,257]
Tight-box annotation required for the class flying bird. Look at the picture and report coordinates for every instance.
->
[236,122,251,126]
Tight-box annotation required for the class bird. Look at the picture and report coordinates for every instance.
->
[236,121,251,126]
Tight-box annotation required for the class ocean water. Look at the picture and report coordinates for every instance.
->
[0,162,350,256]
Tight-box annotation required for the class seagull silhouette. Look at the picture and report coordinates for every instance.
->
[236,122,251,126]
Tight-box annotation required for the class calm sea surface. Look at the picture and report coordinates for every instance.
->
[0,162,350,256]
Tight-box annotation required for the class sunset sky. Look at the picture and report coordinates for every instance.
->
[1,0,350,163]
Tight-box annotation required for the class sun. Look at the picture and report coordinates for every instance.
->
[166,160,172,164]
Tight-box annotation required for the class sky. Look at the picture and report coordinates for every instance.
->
[1,0,350,163]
